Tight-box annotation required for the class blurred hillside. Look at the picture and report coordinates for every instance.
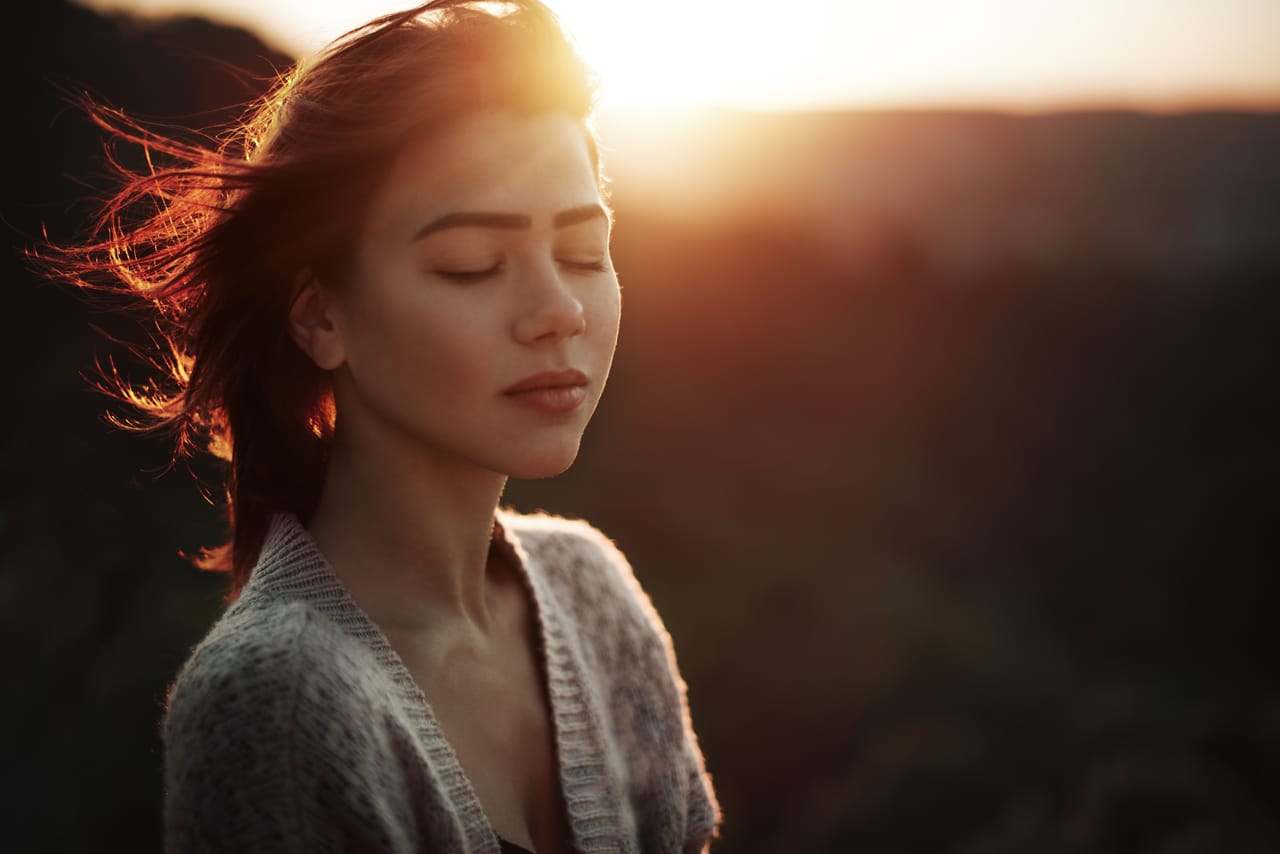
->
[4,2,1279,852]
[600,108,1280,282]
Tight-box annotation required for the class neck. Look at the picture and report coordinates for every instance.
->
[307,421,509,637]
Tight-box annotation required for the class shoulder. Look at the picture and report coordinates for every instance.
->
[499,509,638,592]
[166,595,381,724]
[162,595,397,782]
[499,509,654,628]
[162,598,408,851]
[500,509,680,682]
[499,508,623,566]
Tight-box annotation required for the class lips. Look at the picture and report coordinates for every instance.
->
[502,369,588,395]
[502,369,589,414]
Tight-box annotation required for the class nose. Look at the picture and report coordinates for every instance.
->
[513,261,586,344]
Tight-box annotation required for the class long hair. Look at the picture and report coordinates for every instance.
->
[35,0,600,597]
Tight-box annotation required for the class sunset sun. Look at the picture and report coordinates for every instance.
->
[551,0,839,109]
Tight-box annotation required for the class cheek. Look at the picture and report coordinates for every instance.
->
[341,271,493,388]
[585,279,622,351]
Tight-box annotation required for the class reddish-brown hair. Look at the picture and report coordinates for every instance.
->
[36,0,600,597]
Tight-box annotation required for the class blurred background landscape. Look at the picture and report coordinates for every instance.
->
[3,1,1278,851]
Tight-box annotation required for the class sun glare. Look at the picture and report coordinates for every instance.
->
[551,0,838,110]
[78,0,1280,112]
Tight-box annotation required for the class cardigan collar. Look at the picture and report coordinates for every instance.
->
[242,512,622,854]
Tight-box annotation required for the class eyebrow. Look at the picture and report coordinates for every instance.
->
[412,203,608,241]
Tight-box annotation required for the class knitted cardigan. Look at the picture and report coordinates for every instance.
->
[162,511,721,853]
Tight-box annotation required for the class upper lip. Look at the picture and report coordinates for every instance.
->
[502,369,589,394]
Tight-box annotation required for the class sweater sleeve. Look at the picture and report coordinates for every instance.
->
[161,605,420,853]
[683,745,721,854]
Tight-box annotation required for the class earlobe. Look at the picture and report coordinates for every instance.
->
[287,272,346,371]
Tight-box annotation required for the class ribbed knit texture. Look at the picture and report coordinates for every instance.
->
[162,510,721,853]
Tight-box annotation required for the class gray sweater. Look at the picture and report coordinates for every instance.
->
[162,511,721,853]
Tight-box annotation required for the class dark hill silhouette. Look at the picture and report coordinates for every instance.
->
[2,4,290,851]
[5,2,1278,852]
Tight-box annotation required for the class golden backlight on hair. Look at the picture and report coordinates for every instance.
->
[36,0,600,596]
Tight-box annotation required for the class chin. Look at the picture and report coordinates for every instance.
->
[501,439,582,480]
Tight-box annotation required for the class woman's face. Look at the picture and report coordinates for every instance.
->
[325,109,620,479]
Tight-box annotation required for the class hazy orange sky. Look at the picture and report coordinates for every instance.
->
[81,0,1280,111]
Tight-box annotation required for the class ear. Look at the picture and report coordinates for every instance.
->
[287,271,347,371]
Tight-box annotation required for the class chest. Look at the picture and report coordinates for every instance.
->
[394,615,574,852]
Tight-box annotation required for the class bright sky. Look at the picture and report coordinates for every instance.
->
[80,0,1280,111]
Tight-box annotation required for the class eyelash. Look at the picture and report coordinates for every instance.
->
[436,266,501,284]
[562,260,609,274]
[434,259,607,283]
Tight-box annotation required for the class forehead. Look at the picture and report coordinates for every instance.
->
[363,110,601,241]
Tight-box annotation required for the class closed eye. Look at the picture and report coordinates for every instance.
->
[434,263,503,283]
[560,259,608,273]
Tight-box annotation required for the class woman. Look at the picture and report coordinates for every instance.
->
[43,1,721,851]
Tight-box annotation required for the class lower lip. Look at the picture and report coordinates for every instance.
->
[503,385,588,414]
